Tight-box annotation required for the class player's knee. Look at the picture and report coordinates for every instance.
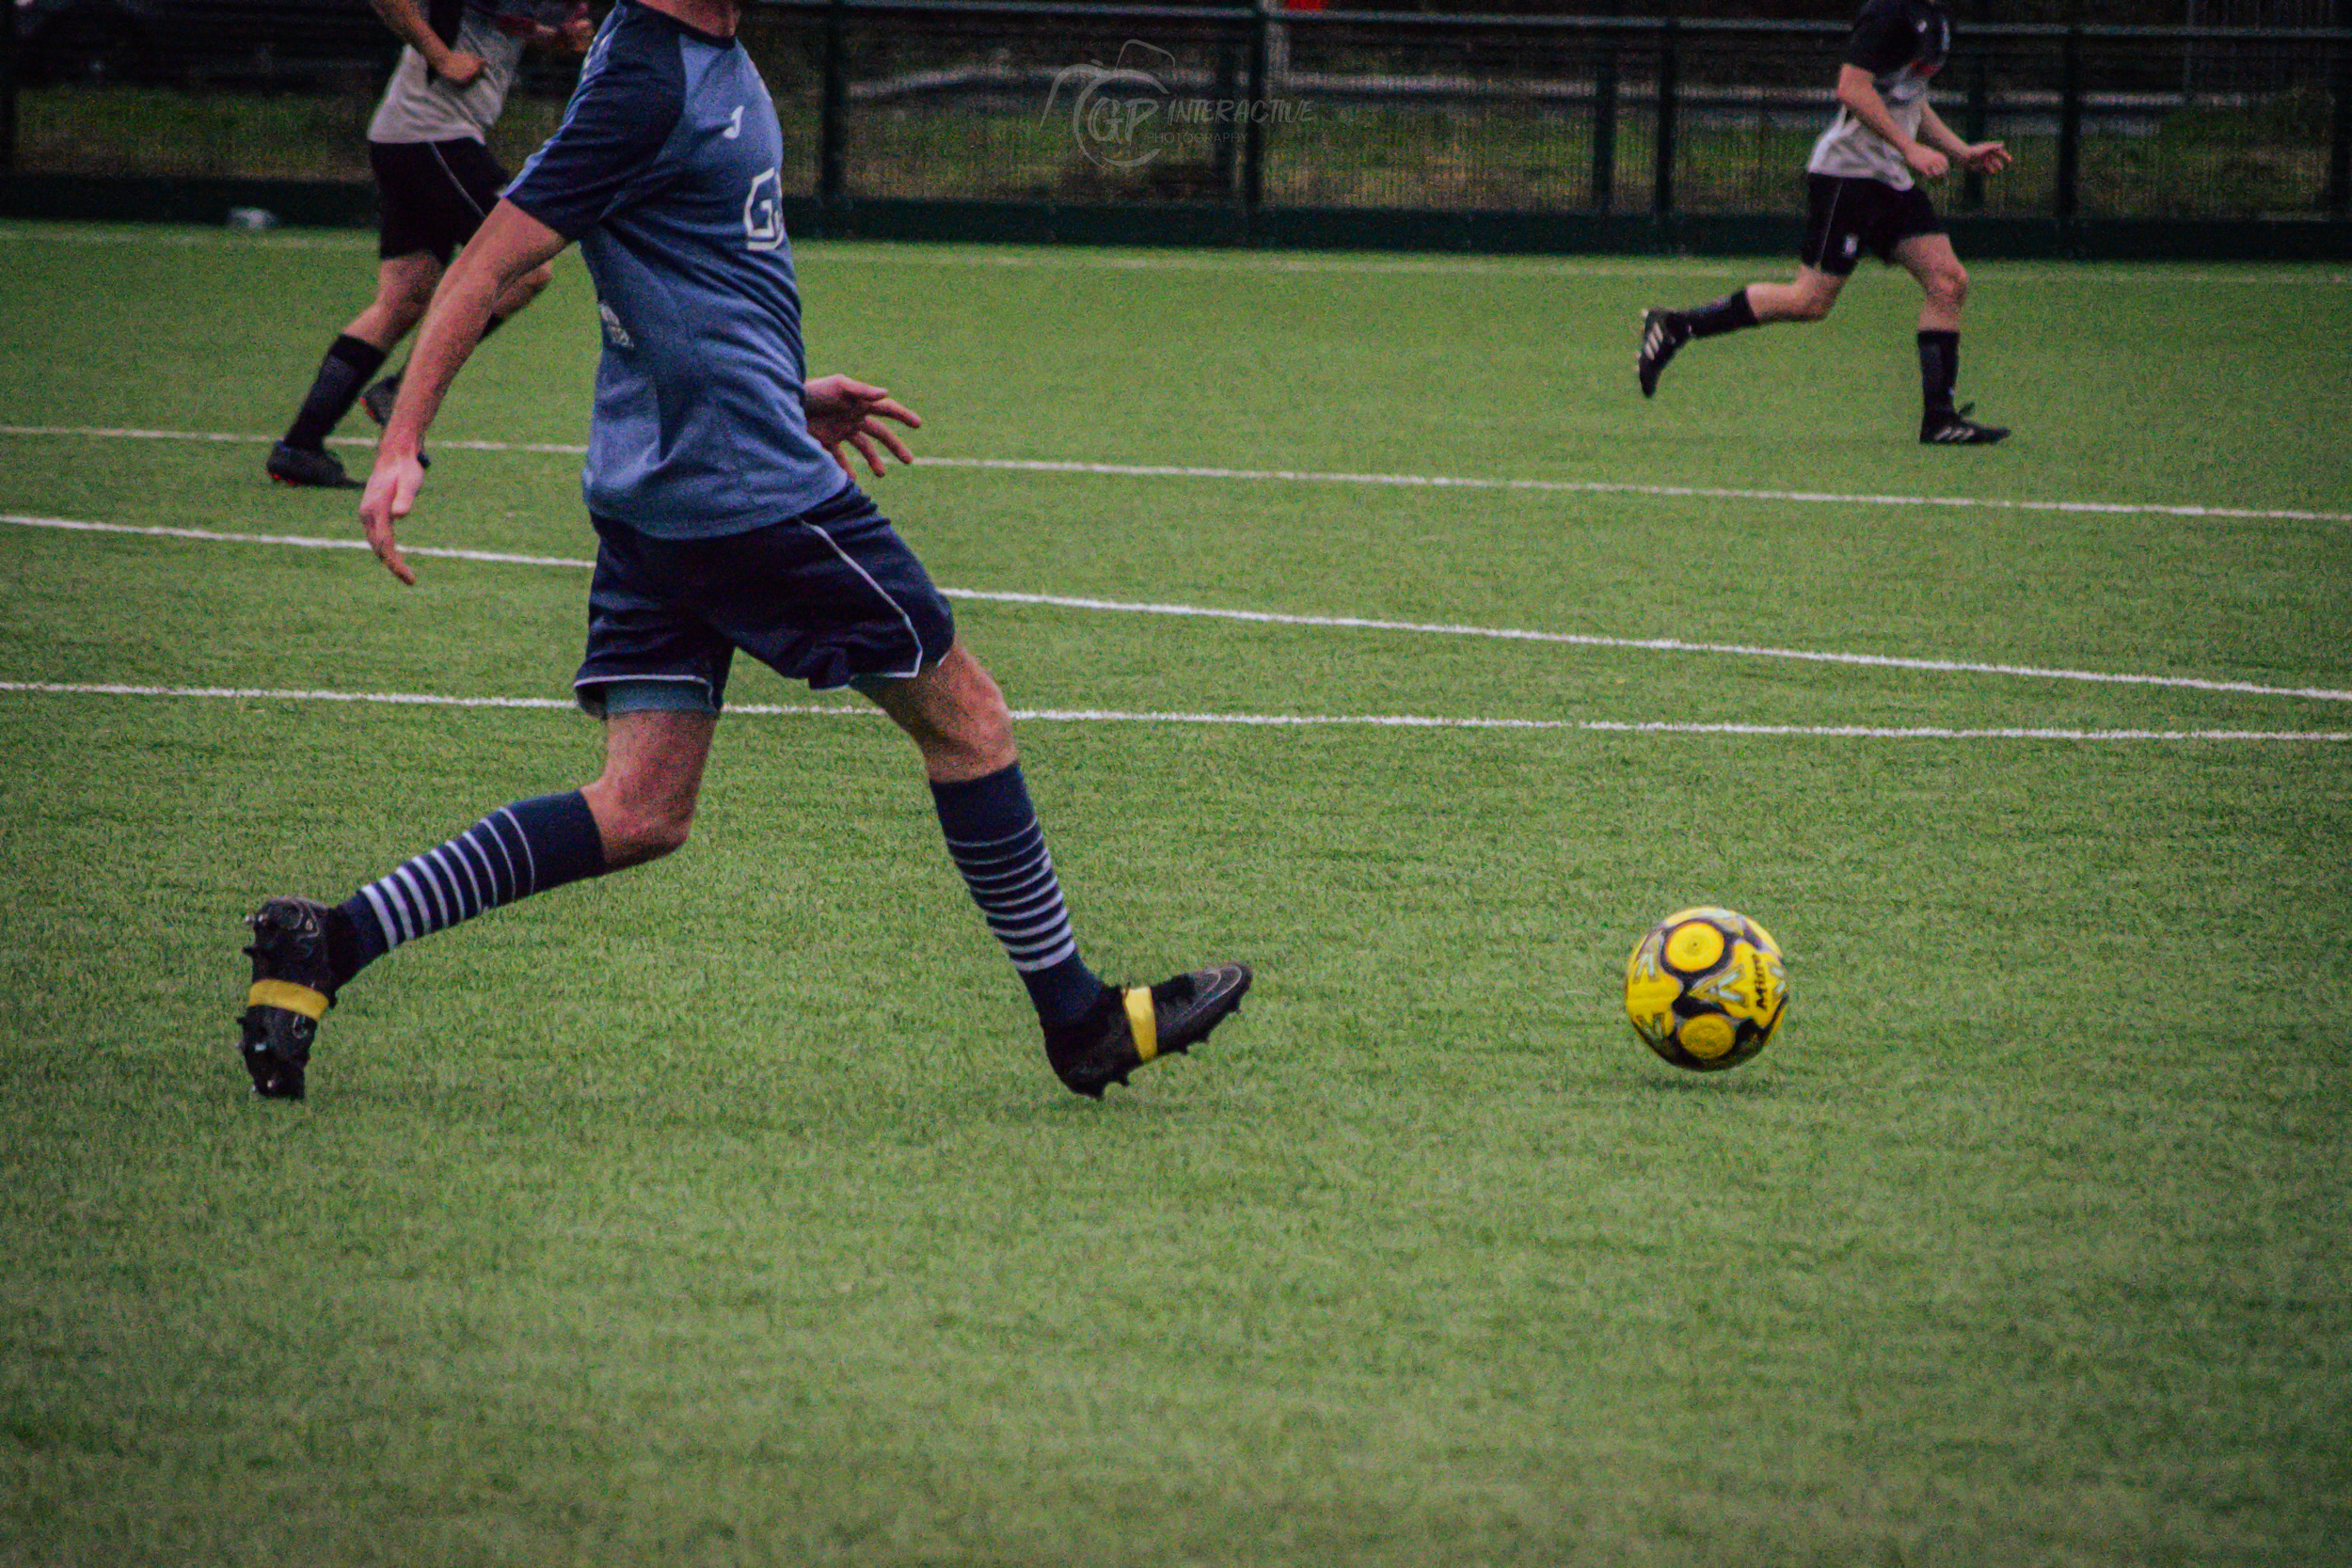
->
[1934,265,1970,309]
[926,657,1017,775]
[598,798,695,866]
[936,688,1015,775]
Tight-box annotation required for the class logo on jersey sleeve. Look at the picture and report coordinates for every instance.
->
[597,300,634,348]
[723,105,744,140]
[743,166,784,251]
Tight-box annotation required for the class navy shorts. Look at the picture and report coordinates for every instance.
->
[1801,173,1943,277]
[574,485,958,716]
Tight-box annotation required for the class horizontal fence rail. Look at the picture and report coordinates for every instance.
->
[1,1,2347,258]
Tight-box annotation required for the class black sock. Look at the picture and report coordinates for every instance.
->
[283,334,387,452]
[1918,329,1961,419]
[929,763,1108,1030]
[1679,289,1758,340]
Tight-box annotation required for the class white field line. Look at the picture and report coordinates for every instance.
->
[3,226,2346,285]
[9,511,2350,705]
[916,455,2352,527]
[3,513,591,569]
[3,421,2347,527]
[2,681,2344,743]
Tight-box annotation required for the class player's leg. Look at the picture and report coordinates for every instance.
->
[237,520,728,1103]
[236,705,714,1100]
[859,645,1250,1098]
[1897,231,2007,444]
[856,647,1104,1030]
[268,245,442,488]
[1745,268,1848,325]
[359,140,550,428]
[1637,175,1859,398]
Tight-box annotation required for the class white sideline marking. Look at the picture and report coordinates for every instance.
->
[3,227,2346,285]
[917,455,2352,527]
[8,512,2349,705]
[1,681,2343,743]
[3,422,2346,527]
[2,513,589,569]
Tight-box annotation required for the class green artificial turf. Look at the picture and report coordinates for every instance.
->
[0,224,2347,1566]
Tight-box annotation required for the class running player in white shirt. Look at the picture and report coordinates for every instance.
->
[1636,0,2014,445]
[267,0,591,486]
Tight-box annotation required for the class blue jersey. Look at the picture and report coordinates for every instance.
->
[503,0,842,537]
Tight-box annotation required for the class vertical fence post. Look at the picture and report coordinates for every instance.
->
[2055,24,2082,227]
[1650,18,1677,223]
[1961,43,1990,213]
[1212,24,1243,192]
[1,0,18,177]
[1591,28,1618,214]
[818,0,848,208]
[2329,33,2351,219]
[1242,5,1268,232]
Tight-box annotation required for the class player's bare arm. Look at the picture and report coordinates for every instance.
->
[1836,63,1946,180]
[1917,101,2011,174]
[359,200,568,583]
[803,376,923,479]
[365,0,485,87]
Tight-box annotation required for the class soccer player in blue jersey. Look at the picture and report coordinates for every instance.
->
[235,0,1250,1101]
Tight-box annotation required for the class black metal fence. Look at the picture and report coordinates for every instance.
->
[4,1,2348,257]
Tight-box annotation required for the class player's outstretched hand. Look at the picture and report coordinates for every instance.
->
[358,449,425,587]
[1904,143,1951,182]
[1961,141,2012,175]
[804,373,922,480]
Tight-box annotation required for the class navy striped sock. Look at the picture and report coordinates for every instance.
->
[930,764,1106,1028]
[334,791,608,981]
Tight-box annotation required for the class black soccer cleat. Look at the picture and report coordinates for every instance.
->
[265,441,359,488]
[238,896,340,1101]
[1920,404,2010,445]
[359,372,402,427]
[1637,309,1692,400]
[1043,962,1252,1099]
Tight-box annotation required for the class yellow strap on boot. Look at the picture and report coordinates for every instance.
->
[247,979,329,1021]
[1123,986,1159,1063]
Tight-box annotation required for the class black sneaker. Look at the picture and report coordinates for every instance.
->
[265,441,359,488]
[359,373,402,427]
[239,896,340,1100]
[1043,962,1252,1099]
[1920,404,2010,445]
[1637,309,1691,400]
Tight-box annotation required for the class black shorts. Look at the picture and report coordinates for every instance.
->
[574,484,959,715]
[1801,173,1943,277]
[370,137,509,263]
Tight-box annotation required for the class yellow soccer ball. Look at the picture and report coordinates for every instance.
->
[1624,907,1789,1072]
